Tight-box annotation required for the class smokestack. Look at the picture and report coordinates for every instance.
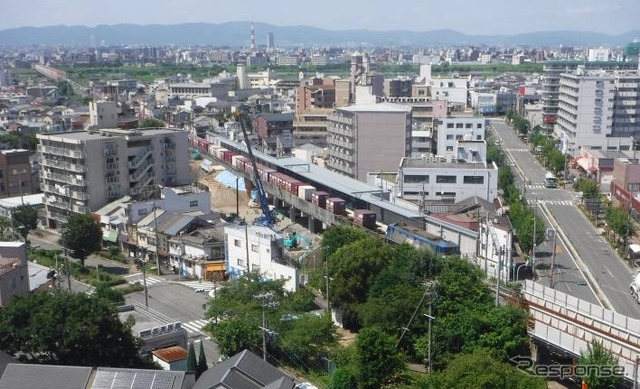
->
[250,23,256,52]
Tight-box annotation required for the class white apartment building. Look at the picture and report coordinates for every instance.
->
[225,225,298,292]
[556,69,640,154]
[326,103,412,181]
[396,140,498,203]
[476,216,514,284]
[37,128,191,229]
[436,116,486,157]
[429,78,469,106]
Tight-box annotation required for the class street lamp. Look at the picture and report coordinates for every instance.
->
[515,262,529,282]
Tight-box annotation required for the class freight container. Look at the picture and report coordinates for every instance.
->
[298,185,316,201]
[221,150,236,163]
[311,191,330,209]
[231,155,249,170]
[353,210,377,229]
[326,197,346,215]
[215,148,228,160]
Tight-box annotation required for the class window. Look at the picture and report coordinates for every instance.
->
[252,264,261,272]
[237,258,246,267]
[465,123,472,128]
[234,239,241,247]
[447,123,454,128]
[477,123,482,129]
[463,176,484,184]
[455,135,463,140]
[456,123,464,128]
[404,175,429,183]
[476,135,482,140]
[446,134,454,140]
[436,175,456,184]
[189,200,198,207]
[251,244,259,252]
[446,146,454,151]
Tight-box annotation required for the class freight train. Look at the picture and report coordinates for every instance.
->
[189,135,459,254]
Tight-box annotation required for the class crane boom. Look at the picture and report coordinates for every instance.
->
[236,109,275,226]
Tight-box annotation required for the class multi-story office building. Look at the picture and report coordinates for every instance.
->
[326,103,412,181]
[37,128,190,229]
[436,116,486,157]
[0,149,33,198]
[556,69,640,154]
[396,140,498,204]
[540,61,637,133]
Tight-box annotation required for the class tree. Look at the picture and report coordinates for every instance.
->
[197,341,208,378]
[321,224,369,257]
[427,349,546,389]
[210,316,262,358]
[354,327,406,389]
[61,213,102,266]
[187,342,197,373]
[138,118,166,128]
[0,291,147,367]
[11,204,39,241]
[578,340,621,389]
[276,314,337,370]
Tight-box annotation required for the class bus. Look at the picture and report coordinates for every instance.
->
[544,172,557,188]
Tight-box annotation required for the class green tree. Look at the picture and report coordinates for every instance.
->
[355,327,406,389]
[210,316,262,358]
[61,213,102,266]
[605,205,635,246]
[92,283,124,303]
[276,314,337,370]
[328,367,357,389]
[321,225,369,257]
[138,118,166,128]
[11,204,38,241]
[0,291,146,367]
[197,341,208,378]
[574,178,600,199]
[187,342,197,373]
[56,80,73,97]
[427,349,546,389]
[578,340,621,389]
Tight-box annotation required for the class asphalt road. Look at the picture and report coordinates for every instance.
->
[126,283,222,365]
[490,119,640,318]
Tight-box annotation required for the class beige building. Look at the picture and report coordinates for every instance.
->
[37,128,190,229]
[327,103,412,181]
[0,241,29,306]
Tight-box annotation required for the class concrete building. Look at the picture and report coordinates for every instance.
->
[436,116,486,157]
[588,48,611,62]
[89,100,117,129]
[37,128,190,229]
[254,112,294,156]
[224,225,298,292]
[326,103,412,181]
[0,242,29,306]
[293,80,337,147]
[540,61,637,133]
[384,78,413,98]
[396,141,498,204]
[0,149,33,198]
[556,69,640,155]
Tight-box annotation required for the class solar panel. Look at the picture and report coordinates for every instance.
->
[91,370,177,389]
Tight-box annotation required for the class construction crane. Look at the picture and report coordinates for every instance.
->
[236,108,275,227]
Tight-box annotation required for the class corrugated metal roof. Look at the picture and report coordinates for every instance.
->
[152,346,188,363]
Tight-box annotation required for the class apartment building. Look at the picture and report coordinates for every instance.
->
[540,61,637,133]
[326,103,412,181]
[254,112,294,156]
[293,80,337,147]
[0,149,33,198]
[89,100,117,129]
[225,224,298,292]
[37,128,190,229]
[556,69,640,154]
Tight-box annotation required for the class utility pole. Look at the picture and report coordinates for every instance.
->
[495,246,503,307]
[397,281,437,349]
[532,197,537,278]
[141,250,149,308]
[549,229,557,288]
[255,292,277,361]
[153,201,161,276]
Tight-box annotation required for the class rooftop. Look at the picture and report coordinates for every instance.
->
[337,102,411,113]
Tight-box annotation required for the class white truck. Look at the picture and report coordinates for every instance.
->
[630,271,640,303]
[544,171,557,188]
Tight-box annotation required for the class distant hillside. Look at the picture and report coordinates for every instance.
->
[0,22,638,47]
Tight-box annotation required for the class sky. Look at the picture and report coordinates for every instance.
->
[1,0,639,35]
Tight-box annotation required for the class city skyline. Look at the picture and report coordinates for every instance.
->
[2,0,639,36]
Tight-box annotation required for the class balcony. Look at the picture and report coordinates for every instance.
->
[329,126,354,137]
[328,115,353,125]
[38,145,84,159]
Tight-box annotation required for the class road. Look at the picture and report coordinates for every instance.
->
[491,119,640,318]
[125,282,222,366]
[28,228,222,364]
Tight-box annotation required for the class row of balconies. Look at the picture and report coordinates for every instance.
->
[326,159,355,175]
[328,115,354,126]
[328,137,353,148]
[41,171,87,186]
[38,144,84,159]
[39,157,87,173]
[329,125,354,137]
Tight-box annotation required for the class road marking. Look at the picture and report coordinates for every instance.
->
[125,274,164,285]
[181,319,210,336]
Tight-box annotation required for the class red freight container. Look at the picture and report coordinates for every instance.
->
[311,191,330,208]
[222,151,236,163]
[326,197,346,215]
[354,210,377,229]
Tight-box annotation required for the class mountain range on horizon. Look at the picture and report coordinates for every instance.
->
[0,21,639,48]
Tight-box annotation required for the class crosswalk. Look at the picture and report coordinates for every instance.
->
[525,184,547,189]
[181,319,210,337]
[124,273,164,286]
[178,280,215,292]
[507,148,530,152]
[538,200,575,206]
